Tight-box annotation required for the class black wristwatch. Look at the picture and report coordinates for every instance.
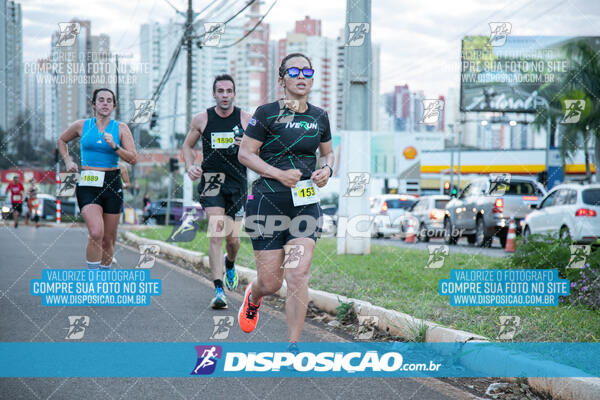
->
[113,144,121,151]
[324,165,333,177]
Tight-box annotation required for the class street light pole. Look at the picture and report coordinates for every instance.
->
[166,83,180,226]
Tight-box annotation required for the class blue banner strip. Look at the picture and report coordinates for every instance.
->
[1,342,598,378]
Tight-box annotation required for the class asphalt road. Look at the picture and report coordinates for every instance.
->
[0,223,480,400]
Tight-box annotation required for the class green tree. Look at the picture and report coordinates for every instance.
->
[562,41,600,182]
[534,40,600,183]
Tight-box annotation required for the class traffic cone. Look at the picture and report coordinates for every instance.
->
[405,223,416,243]
[505,218,516,252]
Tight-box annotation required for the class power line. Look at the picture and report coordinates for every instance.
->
[217,0,277,48]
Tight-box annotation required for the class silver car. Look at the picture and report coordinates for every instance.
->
[370,194,417,238]
[400,195,450,241]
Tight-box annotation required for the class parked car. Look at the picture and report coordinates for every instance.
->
[370,194,417,238]
[143,198,203,225]
[320,204,338,236]
[400,195,450,241]
[523,183,600,243]
[444,176,546,247]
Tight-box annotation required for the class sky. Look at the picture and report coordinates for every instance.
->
[16,0,600,98]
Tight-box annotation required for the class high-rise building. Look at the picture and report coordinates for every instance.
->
[230,1,269,113]
[391,84,445,133]
[48,20,114,134]
[335,28,380,131]
[276,17,338,127]
[139,17,246,149]
[295,15,321,36]
[0,0,23,133]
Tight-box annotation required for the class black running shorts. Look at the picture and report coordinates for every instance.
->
[75,169,123,214]
[197,174,246,219]
[11,202,23,214]
[244,190,322,251]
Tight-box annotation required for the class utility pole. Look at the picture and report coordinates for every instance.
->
[115,55,120,121]
[183,0,194,208]
[166,83,180,226]
[337,0,372,255]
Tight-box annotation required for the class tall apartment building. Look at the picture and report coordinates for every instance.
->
[275,17,338,127]
[0,0,23,134]
[230,1,269,113]
[334,28,380,131]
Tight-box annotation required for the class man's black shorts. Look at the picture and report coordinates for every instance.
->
[75,169,123,214]
[197,173,246,219]
[244,190,323,251]
[11,202,23,214]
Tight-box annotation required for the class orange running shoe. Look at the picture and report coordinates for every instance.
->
[238,284,262,333]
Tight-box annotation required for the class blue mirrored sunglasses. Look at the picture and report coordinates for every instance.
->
[286,67,315,79]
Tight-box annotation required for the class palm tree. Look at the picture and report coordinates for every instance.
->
[562,41,600,182]
[533,40,600,183]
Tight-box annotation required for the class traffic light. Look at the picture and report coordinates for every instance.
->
[444,182,458,197]
[150,113,158,129]
[169,157,178,172]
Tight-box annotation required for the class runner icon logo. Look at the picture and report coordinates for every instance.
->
[425,245,449,269]
[191,345,222,375]
[497,316,521,340]
[567,245,591,269]
[56,22,80,47]
[136,244,160,269]
[201,173,225,197]
[356,316,379,340]
[490,173,511,196]
[346,23,370,47]
[282,244,305,269]
[561,99,586,124]
[344,172,370,197]
[210,316,234,340]
[131,99,156,124]
[420,99,444,124]
[202,23,225,47]
[275,99,298,124]
[488,22,511,47]
[65,316,89,340]
[167,209,200,243]
[58,173,79,197]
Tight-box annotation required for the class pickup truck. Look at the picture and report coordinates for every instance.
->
[443,176,546,247]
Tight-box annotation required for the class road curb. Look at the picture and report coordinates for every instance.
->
[121,231,600,400]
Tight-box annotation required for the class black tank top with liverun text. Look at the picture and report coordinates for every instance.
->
[201,106,247,187]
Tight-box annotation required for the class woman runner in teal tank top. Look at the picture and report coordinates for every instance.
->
[58,88,137,270]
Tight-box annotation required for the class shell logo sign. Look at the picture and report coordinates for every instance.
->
[403,146,418,160]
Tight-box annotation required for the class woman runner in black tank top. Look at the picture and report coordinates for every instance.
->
[237,53,335,349]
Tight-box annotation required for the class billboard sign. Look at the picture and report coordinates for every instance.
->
[460,36,600,113]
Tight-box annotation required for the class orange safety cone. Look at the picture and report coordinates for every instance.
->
[505,218,516,252]
[405,223,416,243]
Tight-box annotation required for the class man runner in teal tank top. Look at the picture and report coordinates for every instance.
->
[182,75,252,309]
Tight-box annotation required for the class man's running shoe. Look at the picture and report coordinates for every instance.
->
[287,342,300,355]
[210,287,228,309]
[223,256,239,290]
[238,284,261,333]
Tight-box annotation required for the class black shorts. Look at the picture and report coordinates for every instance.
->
[244,191,323,251]
[75,169,123,214]
[197,174,246,219]
[11,202,23,214]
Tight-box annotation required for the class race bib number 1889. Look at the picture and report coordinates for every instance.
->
[79,170,105,187]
